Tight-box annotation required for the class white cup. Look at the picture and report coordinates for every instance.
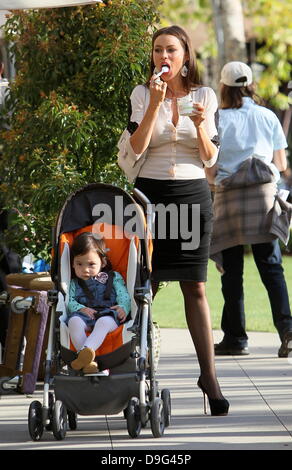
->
[177,95,195,116]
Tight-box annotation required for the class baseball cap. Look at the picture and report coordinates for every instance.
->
[220,61,253,87]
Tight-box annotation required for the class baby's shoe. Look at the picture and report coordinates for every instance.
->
[71,347,95,371]
[83,361,99,374]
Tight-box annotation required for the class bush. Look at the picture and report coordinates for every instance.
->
[0,0,161,260]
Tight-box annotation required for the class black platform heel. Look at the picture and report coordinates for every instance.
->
[197,377,229,416]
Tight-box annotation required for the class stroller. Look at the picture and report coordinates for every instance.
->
[27,182,171,440]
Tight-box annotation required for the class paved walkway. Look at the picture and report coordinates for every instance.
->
[0,329,292,451]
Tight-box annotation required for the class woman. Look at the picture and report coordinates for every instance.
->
[208,61,292,358]
[122,25,229,415]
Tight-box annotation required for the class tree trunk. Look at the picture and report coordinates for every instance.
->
[211,0,247,85]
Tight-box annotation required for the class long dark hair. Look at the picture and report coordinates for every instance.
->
[147,25,201,93]
[220,83,264,109]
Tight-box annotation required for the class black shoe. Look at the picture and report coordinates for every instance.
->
[278,331,292,358]
[197,377,230,416]
[214,341,249,356]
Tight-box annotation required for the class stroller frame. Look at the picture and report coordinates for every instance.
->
[27,183,171,440]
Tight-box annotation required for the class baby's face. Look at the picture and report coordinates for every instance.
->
[73,249,104,280]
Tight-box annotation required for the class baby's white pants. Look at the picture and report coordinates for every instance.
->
[68,315,118,352]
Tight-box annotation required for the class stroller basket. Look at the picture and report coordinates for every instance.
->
[54,357,139,416]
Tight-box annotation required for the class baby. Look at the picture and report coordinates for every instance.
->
[67,232,131,374]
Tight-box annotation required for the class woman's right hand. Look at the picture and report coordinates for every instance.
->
[129,74,166,155]
[149,73,167,106]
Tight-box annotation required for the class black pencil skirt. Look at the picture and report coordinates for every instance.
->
[134,177,213,282]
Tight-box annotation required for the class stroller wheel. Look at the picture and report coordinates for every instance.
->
[123,406,128,419]
[161,388,171,427]
[126,397,141,438]
[52,400,67,440]
[150,397,165,438]
[45,392,55,430]
[67,409,78,430]
[28,400,44,441]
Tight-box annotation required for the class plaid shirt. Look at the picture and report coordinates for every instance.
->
[210,157,292,261]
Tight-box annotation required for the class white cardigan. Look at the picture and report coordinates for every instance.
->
[126,85,219,180]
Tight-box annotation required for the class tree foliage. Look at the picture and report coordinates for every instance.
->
[243,0,292,109]
[0,0,161,260]
[160,0,292,109]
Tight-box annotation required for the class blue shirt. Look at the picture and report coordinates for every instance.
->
[215,97,287,184]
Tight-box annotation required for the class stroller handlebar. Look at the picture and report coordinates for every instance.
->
[132,187,155,234]
[132,188,151,213]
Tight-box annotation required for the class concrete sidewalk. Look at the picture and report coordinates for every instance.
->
[0,329,292,450]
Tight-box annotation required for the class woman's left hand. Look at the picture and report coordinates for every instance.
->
[189,103,205,128]
[111,305,127,323]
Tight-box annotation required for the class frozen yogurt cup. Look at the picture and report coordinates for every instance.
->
[177,95,195,116]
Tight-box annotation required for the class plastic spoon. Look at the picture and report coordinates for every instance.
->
[154,65,170,84]
[155,65,170,78]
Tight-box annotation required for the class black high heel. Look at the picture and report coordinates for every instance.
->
[197,377,229,416]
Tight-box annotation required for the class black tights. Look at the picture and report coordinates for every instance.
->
[152,280,223,399]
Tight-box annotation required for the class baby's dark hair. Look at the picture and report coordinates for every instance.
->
[70,232,112,273]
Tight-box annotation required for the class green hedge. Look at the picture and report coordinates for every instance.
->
[0,0,161,260]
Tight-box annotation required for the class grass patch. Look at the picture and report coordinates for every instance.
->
[152,254,292,333]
